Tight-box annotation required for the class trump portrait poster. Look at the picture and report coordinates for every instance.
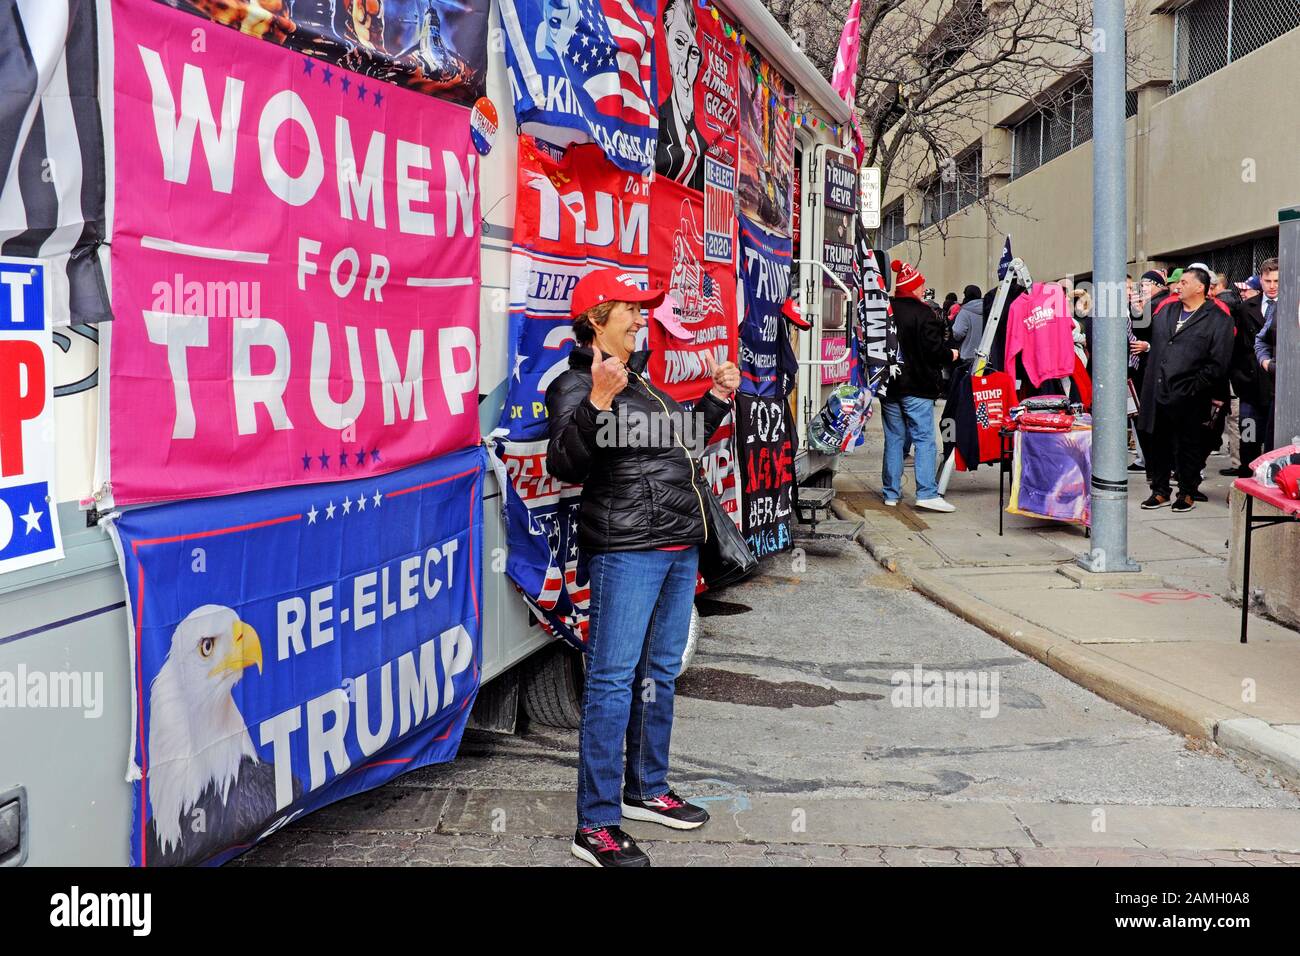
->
[107,446,485,866]
[108,0,481,505]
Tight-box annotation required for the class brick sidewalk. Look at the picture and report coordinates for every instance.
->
[234,828,1300,867]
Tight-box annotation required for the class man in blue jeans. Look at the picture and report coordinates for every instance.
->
[882,259,956,512]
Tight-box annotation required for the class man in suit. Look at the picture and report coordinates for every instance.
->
[1137,266,1235,513]
[1251,258,1282,455]
[1224,259,1279,475]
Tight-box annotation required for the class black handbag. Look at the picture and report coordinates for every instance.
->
[697,477,757,589]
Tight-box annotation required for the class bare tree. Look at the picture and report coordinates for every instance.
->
[763,0,1151,250]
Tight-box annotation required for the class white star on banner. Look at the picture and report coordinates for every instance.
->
[356,495,366,512]
[325,501,336,519]
[342,496,352,514]
[307,505,319,525]
[20,502,42,534]
[372,490,383,508]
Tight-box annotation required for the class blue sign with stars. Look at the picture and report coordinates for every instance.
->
[109,445,485,866]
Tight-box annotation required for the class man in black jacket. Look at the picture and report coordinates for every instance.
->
[1223,267,1274,476]
[880,260,956,512]
[1137,266,1234,513]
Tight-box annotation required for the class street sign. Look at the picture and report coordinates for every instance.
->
[860,166,881,228]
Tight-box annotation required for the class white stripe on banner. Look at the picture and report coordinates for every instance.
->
[37,21,85,265]
[407,276,475,288]
[0,0,69,237]
[140,236,270,264]
[497,0,545,102]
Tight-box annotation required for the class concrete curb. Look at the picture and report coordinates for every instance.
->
[833,498,1300,786]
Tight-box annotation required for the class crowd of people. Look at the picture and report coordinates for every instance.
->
[883,257,1283,516]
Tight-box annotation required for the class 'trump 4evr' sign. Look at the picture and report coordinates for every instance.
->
[108,0,481,505]
[0,257,63,575]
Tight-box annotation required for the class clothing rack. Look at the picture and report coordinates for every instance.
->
[937,257,1032,495]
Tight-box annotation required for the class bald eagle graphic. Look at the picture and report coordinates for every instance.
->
[144,604,298,866]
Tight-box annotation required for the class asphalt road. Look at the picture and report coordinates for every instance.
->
[240,538,1300,867]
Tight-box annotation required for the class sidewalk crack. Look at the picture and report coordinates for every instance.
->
[1008,805,1044,848]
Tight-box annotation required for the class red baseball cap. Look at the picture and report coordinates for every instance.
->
[570,268,665,318]
[1277,464,1300,500]
[782,297,811,330]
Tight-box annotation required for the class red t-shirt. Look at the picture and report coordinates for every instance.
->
[971,371,1016,464]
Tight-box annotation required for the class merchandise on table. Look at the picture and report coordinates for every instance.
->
[1007,417,1093,526]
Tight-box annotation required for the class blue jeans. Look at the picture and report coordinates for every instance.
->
[578,547,699,829]
[881,396,939,501]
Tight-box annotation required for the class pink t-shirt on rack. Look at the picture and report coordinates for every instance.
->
[1005,283,1075,386]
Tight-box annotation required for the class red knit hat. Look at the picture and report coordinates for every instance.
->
[891,259,925,297]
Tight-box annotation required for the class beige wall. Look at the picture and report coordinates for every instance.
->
[881,28,1300,297]
[1144,31,1300,258]
[887,118,1138,295]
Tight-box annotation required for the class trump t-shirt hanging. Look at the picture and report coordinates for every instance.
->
[1005,282,1074,387]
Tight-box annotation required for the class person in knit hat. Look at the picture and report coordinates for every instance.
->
[879,259,956,512]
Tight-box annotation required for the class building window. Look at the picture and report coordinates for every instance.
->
[1166,234,1279,284]
[880,199,906,249]
[920,149,983,226]
[1172,0,1300,93]
[1010,77,1097,179]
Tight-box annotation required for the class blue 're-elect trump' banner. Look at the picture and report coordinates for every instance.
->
[737,213,792,397]
[498,0,659,173]
[109,446,485,866]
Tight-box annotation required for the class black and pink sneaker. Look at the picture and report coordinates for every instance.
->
[621,791,709,830]
[571,826,651,867]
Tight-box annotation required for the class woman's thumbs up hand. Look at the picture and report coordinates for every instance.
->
[589,344,629,410]
[704,350,740,401]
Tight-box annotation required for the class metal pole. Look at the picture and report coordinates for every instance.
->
[1276,205,1300,445]
[1078,0,1139,573]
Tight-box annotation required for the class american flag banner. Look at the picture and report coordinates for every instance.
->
[851,224,898,399]
[0,0,109,327]
[499,0,659,173]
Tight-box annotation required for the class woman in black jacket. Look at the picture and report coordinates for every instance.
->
[545,269,739,867]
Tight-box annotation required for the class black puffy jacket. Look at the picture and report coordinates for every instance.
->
[889,295,951,399]
[545,347,731,554]
[1136,298,1234,433]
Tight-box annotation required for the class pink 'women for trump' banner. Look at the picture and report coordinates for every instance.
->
[108,0,481,505]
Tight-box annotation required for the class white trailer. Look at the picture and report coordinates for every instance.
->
[0,0,853,866]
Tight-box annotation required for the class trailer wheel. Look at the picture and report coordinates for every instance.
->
[521,605,702,729]
[521,642,585,729]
